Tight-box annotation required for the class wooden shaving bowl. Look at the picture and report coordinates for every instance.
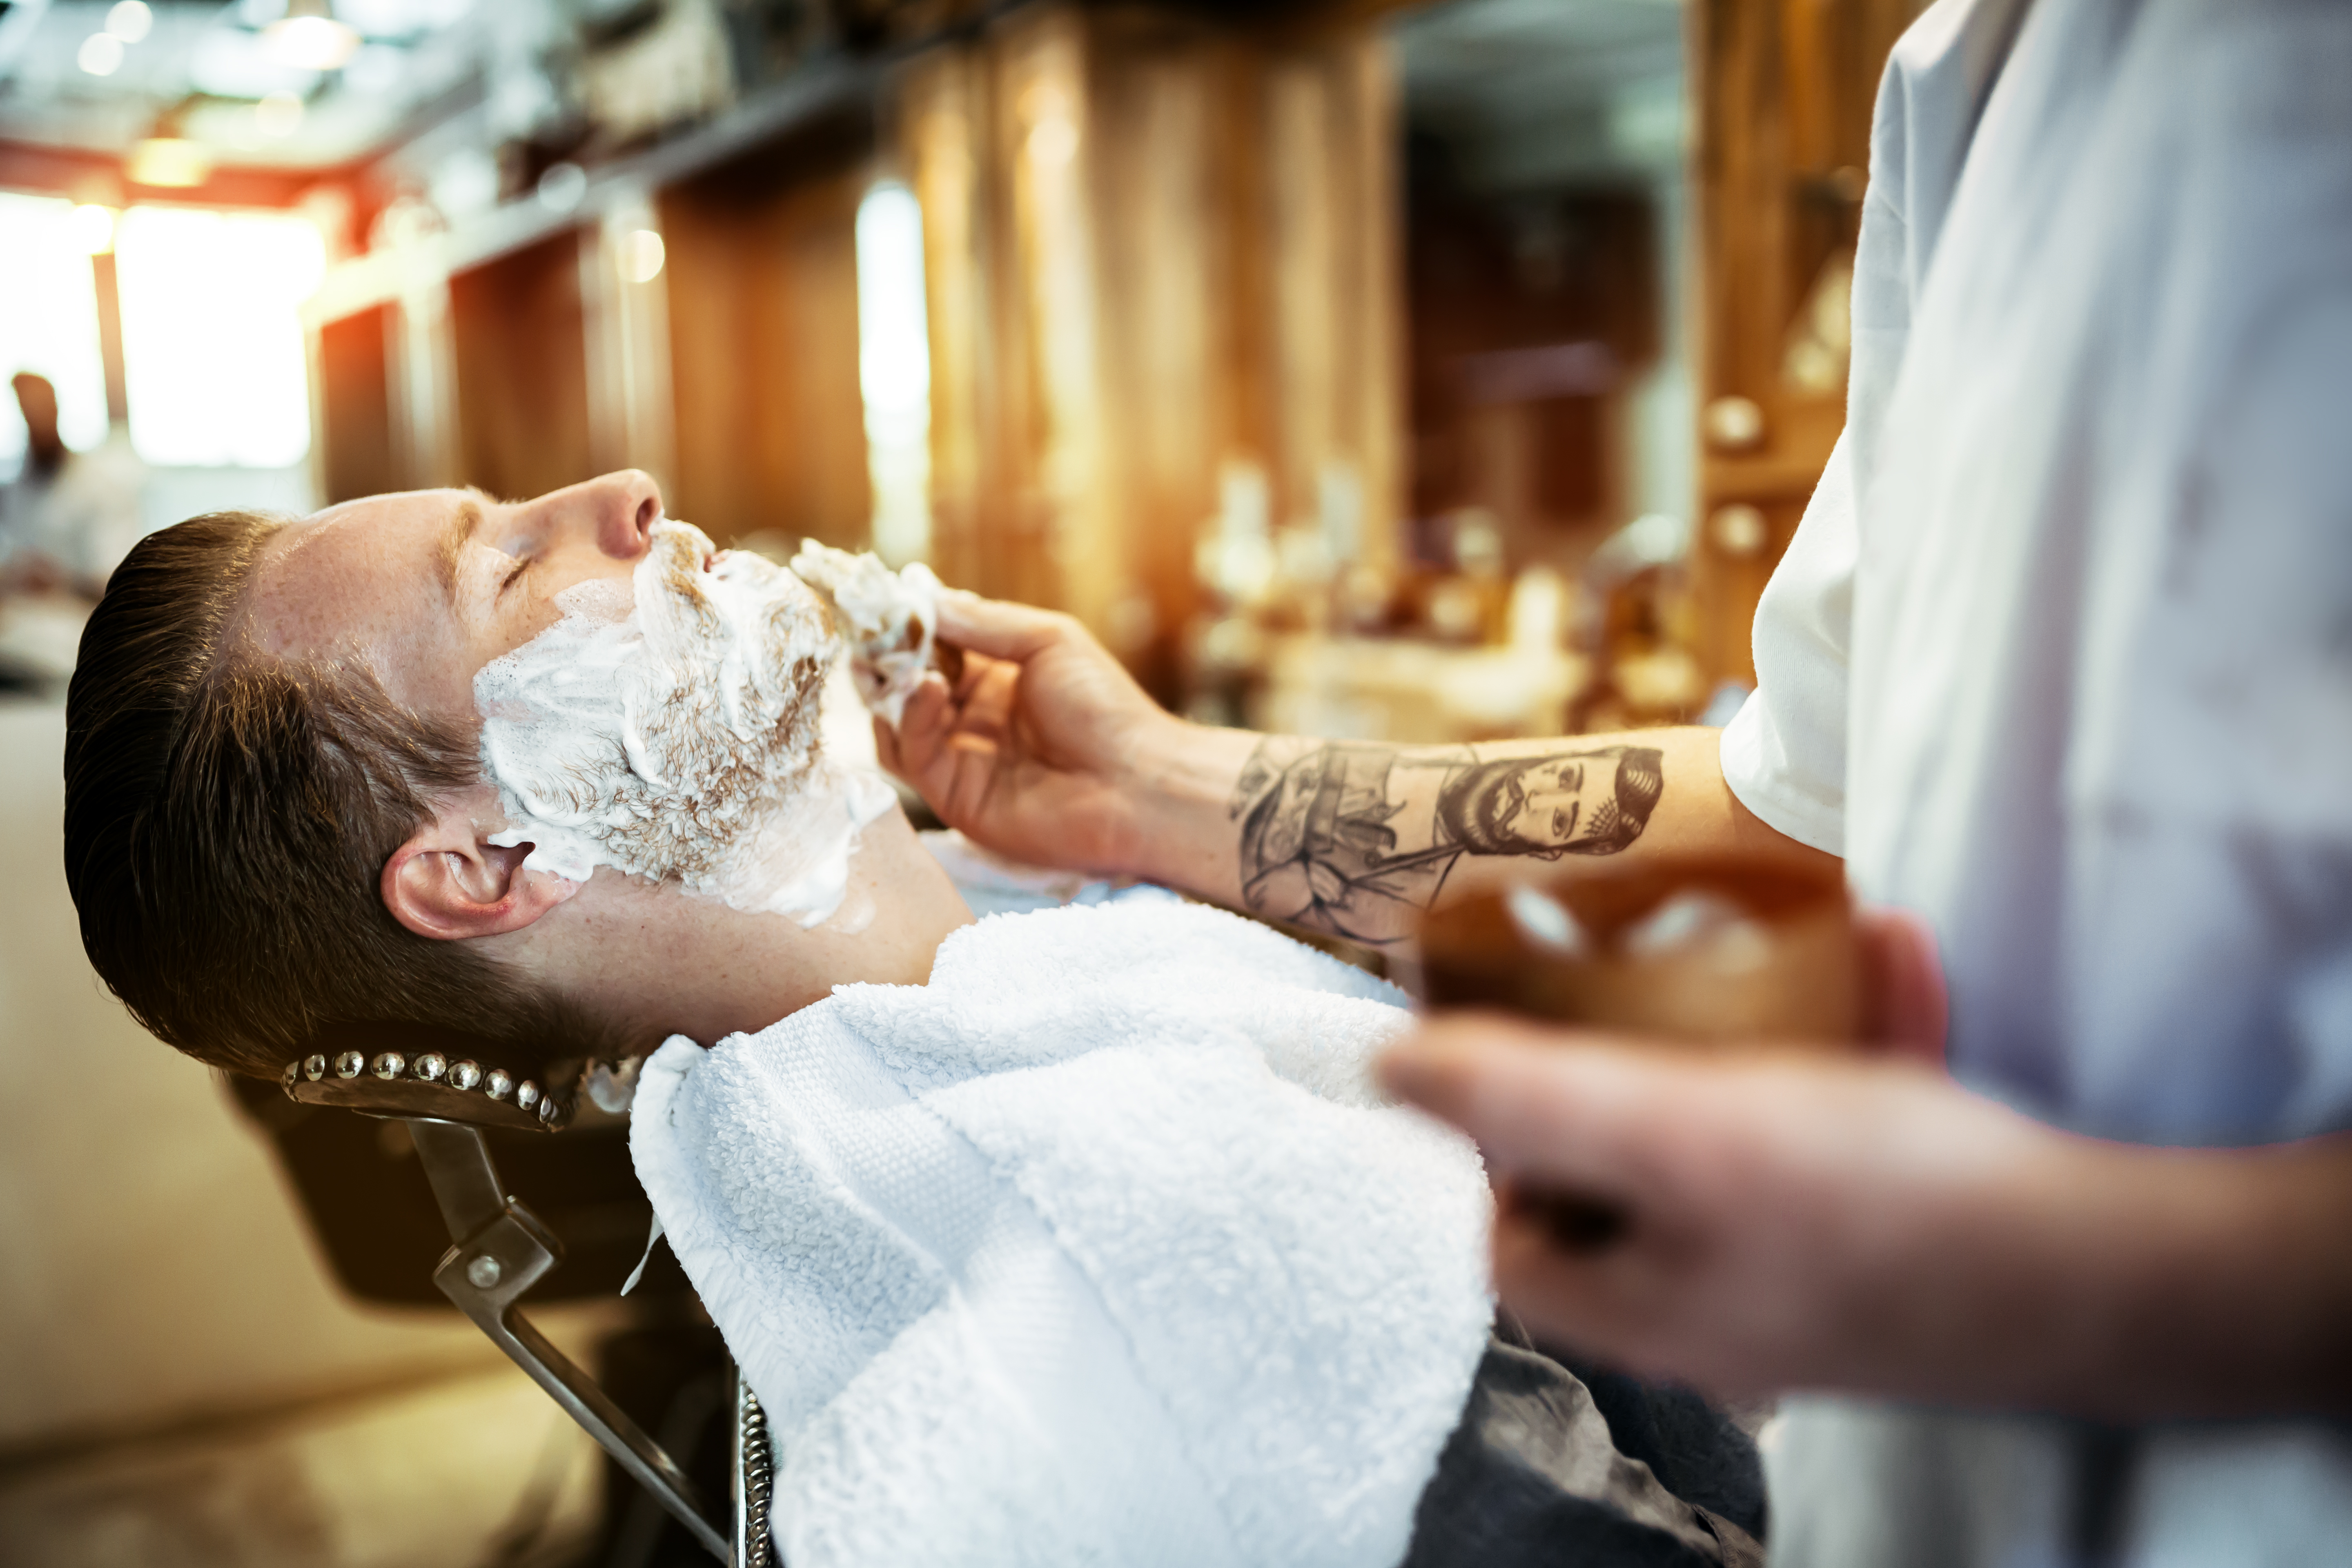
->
[1406,854,1858,1048]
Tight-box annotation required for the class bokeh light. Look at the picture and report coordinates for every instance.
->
[263,12,361,72]
[619,227,665,285]
[105,2,153,43]
[125,138,210,188]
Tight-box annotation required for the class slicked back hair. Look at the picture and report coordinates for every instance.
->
[63,510,592,1079]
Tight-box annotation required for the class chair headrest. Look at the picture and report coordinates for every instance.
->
[278,1020,586,1132]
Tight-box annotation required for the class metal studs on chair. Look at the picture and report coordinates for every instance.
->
[278,1047,573,1133]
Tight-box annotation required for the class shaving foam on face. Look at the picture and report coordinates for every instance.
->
[787,540,943,725]
[475,518,896,927]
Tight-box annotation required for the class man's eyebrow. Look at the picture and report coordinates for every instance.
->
[434,496,487,603]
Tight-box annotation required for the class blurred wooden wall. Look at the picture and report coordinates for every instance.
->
[448,233,594,503]
[662,113,877,550]
[314,305,398,506]
[898,3,1404,698]
[1689,0,1928,684]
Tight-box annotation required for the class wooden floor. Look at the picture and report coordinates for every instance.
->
[0,1366,604,1568]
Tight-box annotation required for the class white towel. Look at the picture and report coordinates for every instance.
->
[630,897,1493,1568]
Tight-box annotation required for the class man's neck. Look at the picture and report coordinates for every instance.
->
[506,809,976,1052]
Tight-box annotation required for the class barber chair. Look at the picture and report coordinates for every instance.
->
[244,1024,776,1566]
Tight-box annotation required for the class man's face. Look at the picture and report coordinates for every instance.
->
[1488,754,1619,852]
[245,471,671,727]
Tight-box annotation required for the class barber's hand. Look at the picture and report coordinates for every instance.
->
[1375,908,2072,1405]
[1379,1022,2079,1403]
[876,590,1186,877]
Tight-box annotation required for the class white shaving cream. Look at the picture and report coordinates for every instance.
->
[787,539,942,726]
[474,519,896,927]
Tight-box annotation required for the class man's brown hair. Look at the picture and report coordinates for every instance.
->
[63,510,591,1078]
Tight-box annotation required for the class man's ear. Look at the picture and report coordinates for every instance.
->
[381,802,584,942]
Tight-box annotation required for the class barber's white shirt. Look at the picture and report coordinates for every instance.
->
[1720,0,2352,1561]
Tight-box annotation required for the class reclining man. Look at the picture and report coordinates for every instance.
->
[65,472,1769,1568]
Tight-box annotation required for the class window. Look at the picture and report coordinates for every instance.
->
[114,205,323,468]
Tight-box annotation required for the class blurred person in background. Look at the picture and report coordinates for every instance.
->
[883,0,2352,1562]
[2,372,144,602]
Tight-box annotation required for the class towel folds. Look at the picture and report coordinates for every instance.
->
[631,896,1494,1568]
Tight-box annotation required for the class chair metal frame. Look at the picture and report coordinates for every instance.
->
[280,1045,772,1566]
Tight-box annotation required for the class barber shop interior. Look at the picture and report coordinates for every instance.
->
[4,0,2346,1565]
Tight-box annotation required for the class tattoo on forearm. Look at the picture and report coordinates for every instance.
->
[1227,738,1665,944]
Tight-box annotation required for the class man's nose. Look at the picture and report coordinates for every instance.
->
[537,470,663,560]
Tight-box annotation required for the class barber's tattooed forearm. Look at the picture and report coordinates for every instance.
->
[1227,738,1666,944]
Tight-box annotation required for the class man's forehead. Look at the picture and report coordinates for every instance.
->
[274,487,446,559]
[247,487,467,659]
[299,486,474,542]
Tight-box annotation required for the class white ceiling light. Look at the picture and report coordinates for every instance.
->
[187,29,319,99]
[106,2,154,43]
[78,33,125,76]
[265,1,361,71]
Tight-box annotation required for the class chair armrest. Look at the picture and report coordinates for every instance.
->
[412,1117,736,1564]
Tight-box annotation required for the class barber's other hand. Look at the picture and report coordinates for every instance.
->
[876,590,1182,876]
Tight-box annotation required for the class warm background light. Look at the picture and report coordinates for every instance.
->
[125,138,210,188]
